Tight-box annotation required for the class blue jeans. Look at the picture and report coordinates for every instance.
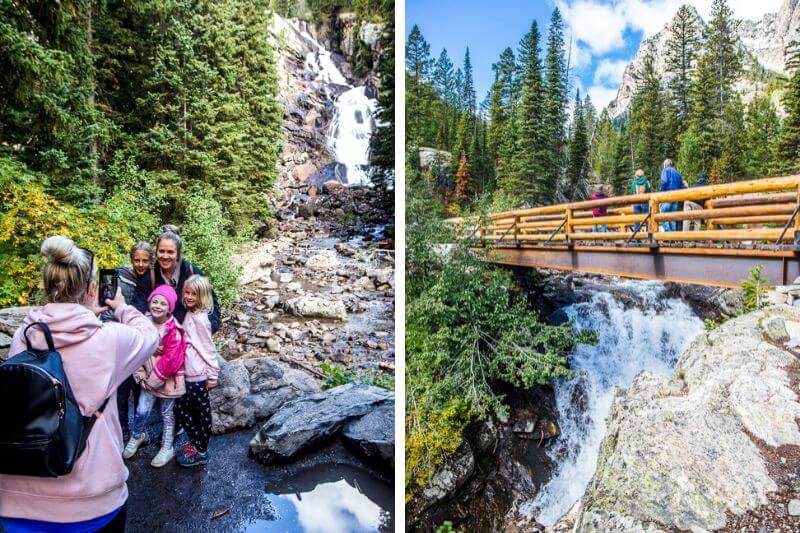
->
[594,224,608,232]
[633,203,648,232]
[660,202,680,231]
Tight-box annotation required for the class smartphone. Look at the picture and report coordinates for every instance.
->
[99,269,118,305]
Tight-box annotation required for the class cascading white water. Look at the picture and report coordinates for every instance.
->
[327,86,377,186]
[523,280,704,526]
[284,16,378,187]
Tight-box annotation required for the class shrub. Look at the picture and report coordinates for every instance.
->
[741,264,771,311]
[320,363,394,391]
[178,193,242,308]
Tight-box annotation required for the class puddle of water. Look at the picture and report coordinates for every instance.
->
[241,464,393,532]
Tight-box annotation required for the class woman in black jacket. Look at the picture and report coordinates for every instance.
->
[153,226,221,333]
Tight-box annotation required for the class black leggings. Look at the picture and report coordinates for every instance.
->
[175,381,212,453]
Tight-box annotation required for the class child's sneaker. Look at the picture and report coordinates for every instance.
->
[150,446,175,467]
[122,432,148,459]
[177,442,208,467]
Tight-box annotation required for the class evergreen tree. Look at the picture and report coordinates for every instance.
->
[743,94,780,178]
[665,4,701,123]
[432,49,454,149]
[462,48,476,113]
[507,21,545,203]
[369,0,395,210]
[563,89,590,201]
[613,121,634,195]
[406,24,432,145]
[705,0,741,110]
[453,68,465,118]
[541,7,568,205]
[454,152,471,202]
[592,110,618,189]
[780,40,800,173]
[629,53,669,182]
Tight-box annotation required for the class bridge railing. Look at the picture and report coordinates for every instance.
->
[450,175,800,247]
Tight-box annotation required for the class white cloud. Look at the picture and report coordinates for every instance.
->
[569,41,593,70]
[594,59,628,86]
[558,0,784,54]
[588,85,619,109]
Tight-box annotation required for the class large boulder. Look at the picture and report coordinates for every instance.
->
[418,147,452,172]
[305,251,338,272]
[0,307,31,360]
[249,382,393,464]
[407,441,476,524]
[210,357,319,434]
[574,307,800,531]
[284,296,347,320]
[232,246,276,285]
[341,405,394,470]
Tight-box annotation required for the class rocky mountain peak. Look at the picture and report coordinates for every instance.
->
[605,0,800,120]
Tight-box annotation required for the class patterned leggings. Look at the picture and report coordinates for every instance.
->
[176,381,212,453]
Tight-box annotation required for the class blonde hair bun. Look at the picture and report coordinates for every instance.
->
[41,235,82,265]
[161,224,180,235]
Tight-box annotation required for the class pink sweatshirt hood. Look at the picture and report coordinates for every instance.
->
[22,303,102,351]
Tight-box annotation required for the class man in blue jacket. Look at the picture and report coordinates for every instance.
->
[660,159,684,231]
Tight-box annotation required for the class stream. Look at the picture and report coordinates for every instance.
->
[524,280,704,525]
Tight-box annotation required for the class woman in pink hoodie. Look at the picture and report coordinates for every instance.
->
[175,275,220,467]
[0,236,159,531]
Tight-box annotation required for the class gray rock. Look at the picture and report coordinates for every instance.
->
[210,358,318,434]
[306,251,338,271]
[0,307,31,359]
[788,499,800,516]
[233,248,275,285]
[408,441,475,521]
[285,296,346,320]
[341,405,394,470]
[266,338,281,353]
[574,308,800,531]
[762,316,788,342]
[250,382,393,464]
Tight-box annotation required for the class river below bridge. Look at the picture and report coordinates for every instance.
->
[524,279,705,525]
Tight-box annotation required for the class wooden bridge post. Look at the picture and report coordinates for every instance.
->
[648,197,658,241]
[514,215,520,244]
[795,183,800,244]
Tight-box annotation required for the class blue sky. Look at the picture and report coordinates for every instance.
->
[406,0,784,110]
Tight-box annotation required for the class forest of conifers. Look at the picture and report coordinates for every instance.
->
[405,0,800,214]
[0,0,392,308]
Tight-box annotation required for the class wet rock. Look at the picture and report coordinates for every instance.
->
[291,162,317,182]
[306,251,338,271]
[323,179,345,194]
[266,338,282,353]
[334,243,356,256]
[408,441,475,523]
[298,199,316,218]
[285,296,347,320]
[574,308,800,531]
[249,382,393,464]
[210,357,319,434]
[341,405,394,470]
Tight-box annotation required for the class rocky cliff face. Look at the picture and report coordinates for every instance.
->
[557,307,800,532]
[606,0,800,120]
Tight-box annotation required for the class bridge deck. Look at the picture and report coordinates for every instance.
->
[451,175,800,288]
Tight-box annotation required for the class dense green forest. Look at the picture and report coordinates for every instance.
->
[406,0,800,214]
[0,0,391,308]
[405,0,800,501]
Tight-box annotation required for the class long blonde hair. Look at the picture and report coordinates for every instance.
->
[41,235,95,304]
[183,275,213,313]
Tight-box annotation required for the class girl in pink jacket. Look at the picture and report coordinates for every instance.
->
[123,285,187,468]
[175,275,220,467]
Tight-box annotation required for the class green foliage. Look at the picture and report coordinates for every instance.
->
[564,89,590,201]
[436,521,458,533]
[405,179,574,499]
[320,363,394,391]
[576,329,599,346]
[741,264,772,312]
[179,194,242,308]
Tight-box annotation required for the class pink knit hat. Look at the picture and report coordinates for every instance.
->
[148,285,178,313]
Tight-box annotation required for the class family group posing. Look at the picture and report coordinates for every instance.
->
[0,227,222,531]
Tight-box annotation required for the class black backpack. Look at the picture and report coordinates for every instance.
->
[0,322,109,477]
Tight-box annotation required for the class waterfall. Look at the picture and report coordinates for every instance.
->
[523,280,704,526]
[327,86,377,186]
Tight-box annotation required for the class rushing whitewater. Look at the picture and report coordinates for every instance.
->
[327,86,377,186]
[525,280,704,526]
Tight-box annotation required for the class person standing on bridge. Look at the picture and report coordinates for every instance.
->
[591,186,608,232]
[631,169,651,232]
[659,159,685,232]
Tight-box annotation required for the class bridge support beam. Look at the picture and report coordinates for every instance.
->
[484,246,800,288]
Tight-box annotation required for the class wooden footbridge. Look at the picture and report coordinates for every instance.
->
[450,175,800,288]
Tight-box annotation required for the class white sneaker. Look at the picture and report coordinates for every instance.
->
[123,432,148,459]
[150,446,175,467]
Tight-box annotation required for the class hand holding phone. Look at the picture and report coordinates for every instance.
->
[99,269,118,307]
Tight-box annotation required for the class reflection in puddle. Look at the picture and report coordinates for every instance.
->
[243,464,393,532]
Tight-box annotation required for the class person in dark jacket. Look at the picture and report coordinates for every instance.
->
[659,159,685,231]
[153,226,221,333]
[114,242,155,440]
[591,186,608,232]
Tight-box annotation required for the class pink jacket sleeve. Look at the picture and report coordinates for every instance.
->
[109,303,160,390]
[153,324,185,380]
[189,312,220,385]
